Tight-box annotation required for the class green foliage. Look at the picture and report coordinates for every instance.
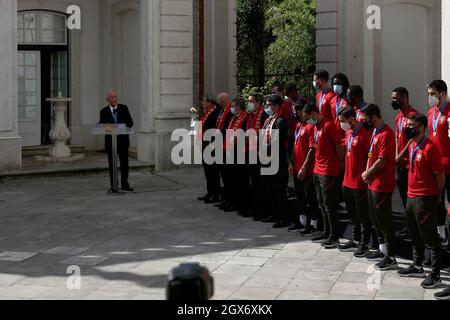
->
[236,0,316,98]
[266,0,316,74]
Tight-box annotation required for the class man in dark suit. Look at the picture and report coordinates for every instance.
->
[260,95,290,229]
[197,94,222,203]
[100,91,134,192]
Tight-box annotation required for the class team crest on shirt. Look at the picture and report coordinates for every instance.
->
[373,137,378,145]
[416,152,423,161]
[440,116,447,124]
[352,137,359,146]
[301,129,306,136]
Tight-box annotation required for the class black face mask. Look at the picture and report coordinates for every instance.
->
[391,100,402,110]
[405,127,419,140]
[363,120,374,131]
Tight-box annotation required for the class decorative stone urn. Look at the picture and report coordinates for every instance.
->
[47,92,72,158]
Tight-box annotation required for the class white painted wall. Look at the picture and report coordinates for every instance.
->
[0,0,21,171]
[316,0,441,128]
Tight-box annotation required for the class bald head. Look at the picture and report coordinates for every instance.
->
[107,91,118,107]
[216,92,230,108]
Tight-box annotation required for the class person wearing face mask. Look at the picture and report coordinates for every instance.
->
[288,102,321,235]
[395,114,444,289]
[331,73,350,133]
[214,93,234,212]
[337,107,373,257]
[313,70,335,121]
[360,104,398,271]
[392,87,419,240]
[286,84,310,159]
[223,98,249,215]
[427,80,450,248]
[246,94,269,219]
[330,73,351,213]
[260,95,291,229]
[347,85,367,121]
[302,103,345,248]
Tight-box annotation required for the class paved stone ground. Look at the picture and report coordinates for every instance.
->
[0,167,448,300]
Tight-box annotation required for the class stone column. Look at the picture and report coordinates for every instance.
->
[0,0,21,172]
[442,0,450,84]
[138,0,195,171]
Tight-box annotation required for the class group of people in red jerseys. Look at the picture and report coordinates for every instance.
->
[196,71,450,300]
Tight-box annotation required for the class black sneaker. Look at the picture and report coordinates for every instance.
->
[322,237,340,249]
[440,237,449,248]
[354,244,370,258]
[311,233,329,243]
[301,226,317,237]
[288,223,305,233]
[261,216,277,223]
[435,286,450,300]
[398,265,426,278]
[366,250,385,261]
[395,226,409,240]
[374,256,398,271]
[421,274,442,289]
[338,241,359,253]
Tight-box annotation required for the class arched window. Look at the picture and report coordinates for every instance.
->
[18,11,67,45]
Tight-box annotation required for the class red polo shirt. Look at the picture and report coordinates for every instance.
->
[310,119,341,177]
[293,122,315,175]
[343,126,372,190]
[427,102,450,173]
[408,139,444,197]
[396,106,418,168]
[316,90,335,121]
[367,124,396,193]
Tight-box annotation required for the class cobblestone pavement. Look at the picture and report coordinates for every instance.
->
[0,168,448,300]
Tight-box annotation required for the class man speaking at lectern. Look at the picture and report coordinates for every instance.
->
[100,91,135,192]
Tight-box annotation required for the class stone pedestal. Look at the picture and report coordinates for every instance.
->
[35,92,84,162]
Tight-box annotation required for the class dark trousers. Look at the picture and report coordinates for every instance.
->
[368,190,395,257]
[438,173,450,226]
[219,164,231,201]
[294,175,320,222]
[343,187,372,245]
[248,164,263,215]
[397,166,409,211]
[230,164,251,210]
[406,196,442,275]
[202,162,220,196]
[106,145,129,188]
[262,165,289,222]
[314,175,339,238]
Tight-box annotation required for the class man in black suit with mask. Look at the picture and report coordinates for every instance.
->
[100,91,134,192]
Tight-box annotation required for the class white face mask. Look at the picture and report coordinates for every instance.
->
[334,85,344,96]
[429,95,440,108]
[265,107,273,116]
[247,103,256,113]
[313,81,320,91]
[340,122,351,132]
[231,107,237,116]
